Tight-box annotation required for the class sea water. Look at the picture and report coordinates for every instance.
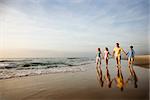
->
[0,57,95,79]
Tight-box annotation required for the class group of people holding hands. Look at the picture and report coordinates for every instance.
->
[96,43,135,68]
[95,43,137,91]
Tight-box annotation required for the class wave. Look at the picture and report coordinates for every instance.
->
[0,59,32,62]
[0,57,94,79]
[0,65,88,79]
[2,62,90,69]
[67,57,80,59]
[0,58,94,68]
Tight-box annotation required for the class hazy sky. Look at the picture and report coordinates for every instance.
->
[0,0,149,57]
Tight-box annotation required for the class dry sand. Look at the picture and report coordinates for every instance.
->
[134,55,150,68]
[0,56,149,100]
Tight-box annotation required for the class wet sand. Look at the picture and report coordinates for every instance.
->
[0,59,149,100]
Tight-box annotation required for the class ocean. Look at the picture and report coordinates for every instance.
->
[0,57,95,79]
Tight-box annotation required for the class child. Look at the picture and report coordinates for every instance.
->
[126,46,135,67]
[104,47,111,67]
[96,48,102,67]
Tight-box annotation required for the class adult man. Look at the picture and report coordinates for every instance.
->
[113,43,126,67]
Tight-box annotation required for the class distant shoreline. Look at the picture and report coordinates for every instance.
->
[106,54,149,68]
[133,55,150,68]
[120,55,149,68]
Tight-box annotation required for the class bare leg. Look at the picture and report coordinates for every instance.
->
[131,58,134,67]
[116,57,118,67]
[106,59,108,66]
[96,58,99,69]
[105,59,108,67]
[99,59,101,69]
[118,56,121,68]
[128,58,131,68]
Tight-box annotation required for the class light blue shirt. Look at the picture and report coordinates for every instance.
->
[127,49,135,58]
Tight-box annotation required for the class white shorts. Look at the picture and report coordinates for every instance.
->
[96,57,101,64]
[104,56,108,60]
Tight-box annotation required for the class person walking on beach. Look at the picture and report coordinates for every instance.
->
[96,48,103,68]
[104,47,111,67]
[112,43,126,67]
[126,46,135,67]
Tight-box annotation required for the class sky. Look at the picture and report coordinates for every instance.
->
[0,0,149,58]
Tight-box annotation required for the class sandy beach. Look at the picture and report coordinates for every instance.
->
[0,56,149,100]
[0,0,148,99]
[134,55,150,68]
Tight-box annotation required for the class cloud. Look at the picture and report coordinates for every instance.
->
[0,0,148,56]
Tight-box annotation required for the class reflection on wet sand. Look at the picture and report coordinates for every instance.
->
[115,67,124,91]
[104,66,113,88]
[96,65,138,91]
[126,65,138,88]
[96,65,104,87]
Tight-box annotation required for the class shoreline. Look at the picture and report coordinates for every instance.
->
[0,55,149,80]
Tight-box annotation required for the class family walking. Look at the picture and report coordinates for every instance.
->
[96,43,137,91]
[96,43,135,68]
